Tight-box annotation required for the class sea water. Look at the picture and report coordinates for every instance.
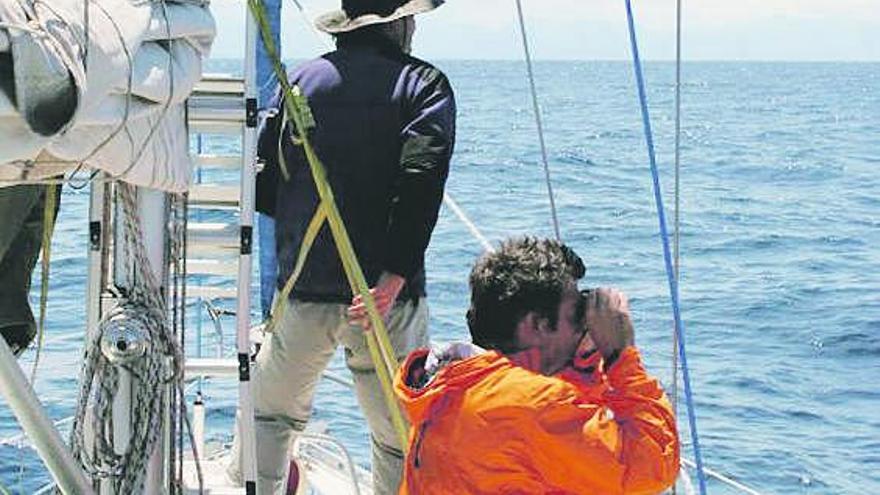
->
[1,61,877,494]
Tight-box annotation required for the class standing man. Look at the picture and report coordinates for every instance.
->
[394,237,680,494]
[232,1,455,494]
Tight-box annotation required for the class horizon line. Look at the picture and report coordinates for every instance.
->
[207,56,880,64]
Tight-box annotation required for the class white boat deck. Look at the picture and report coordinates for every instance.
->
[182,438,373,495]
[182,458,240,495]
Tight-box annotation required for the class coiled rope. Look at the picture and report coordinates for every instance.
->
[68,183,199,493]
[622,1,708,493]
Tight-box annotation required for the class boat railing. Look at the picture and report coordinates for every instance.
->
[292,433,367,495]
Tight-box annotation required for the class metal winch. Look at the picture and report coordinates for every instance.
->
[99,304,151,366]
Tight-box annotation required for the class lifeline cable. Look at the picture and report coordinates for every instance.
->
[622,1,708,493]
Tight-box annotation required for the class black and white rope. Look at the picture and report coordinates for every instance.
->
[69,183,191,493]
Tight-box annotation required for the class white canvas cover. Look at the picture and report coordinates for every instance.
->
[0,0,215,192]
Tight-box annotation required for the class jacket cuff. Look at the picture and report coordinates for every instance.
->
[384,250,421,281]
[604,347,644,389]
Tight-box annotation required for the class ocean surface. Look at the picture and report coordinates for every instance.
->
[1,61,878,494]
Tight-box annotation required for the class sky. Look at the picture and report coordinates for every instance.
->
[207,0,879,61]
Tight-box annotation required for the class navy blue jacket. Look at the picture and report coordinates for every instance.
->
[256,40,456,303]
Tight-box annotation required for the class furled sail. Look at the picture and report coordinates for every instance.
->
[0,0,215,192]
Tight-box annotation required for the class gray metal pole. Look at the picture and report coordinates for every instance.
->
[140,188,171,492]
[0,338,95,495]
[85,178,105,494]
[238,5,260,493]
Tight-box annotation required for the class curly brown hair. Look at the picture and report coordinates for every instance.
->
[466,237,586,351]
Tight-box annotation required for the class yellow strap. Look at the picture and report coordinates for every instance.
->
[248,0,410,450]
[264,204,327,333]
[276,105,291,182]
[30,185,56,383]
[295,92,409,450]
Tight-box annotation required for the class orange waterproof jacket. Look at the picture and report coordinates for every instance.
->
[394,346,679,494]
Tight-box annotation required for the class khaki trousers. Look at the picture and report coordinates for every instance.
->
[230,298,428,495]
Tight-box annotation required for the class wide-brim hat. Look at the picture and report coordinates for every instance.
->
[315,0,445,34]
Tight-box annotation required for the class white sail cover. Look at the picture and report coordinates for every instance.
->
[0,0,215,192]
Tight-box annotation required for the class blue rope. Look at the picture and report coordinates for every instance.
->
[622,1,708,493]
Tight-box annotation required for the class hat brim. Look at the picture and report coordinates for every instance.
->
[315,0,444,34]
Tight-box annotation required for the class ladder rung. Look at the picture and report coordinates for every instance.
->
[187,222,239,256]
[188,97,245,124]
[187,236,238,257]
[186,286,238,301]
[188,221,238,234]
[188,185,240,208]
[189,120,242,135]
[193,76,244,97]
[186,259,240,277]
[194,154,240,169]
[185,357,238,377]
[189,76,245,136]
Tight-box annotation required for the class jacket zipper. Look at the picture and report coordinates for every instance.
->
[412,420,430,468]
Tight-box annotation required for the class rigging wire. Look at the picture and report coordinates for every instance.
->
[512,0,561,241]
[622,1,708,493]
[672,5,683,492]
[287,0,333,51]
[170,191,202,492]
[82,0,89,71]
[443,193,494,252]
[672,0,682,421]
[681,459,764,495]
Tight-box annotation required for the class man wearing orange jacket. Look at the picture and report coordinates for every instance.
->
[394,237,679,494]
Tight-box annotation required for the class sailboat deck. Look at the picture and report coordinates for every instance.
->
[182,458,241,495]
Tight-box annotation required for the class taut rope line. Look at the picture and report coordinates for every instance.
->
[512,0,561,241]
[622,1,708,493]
